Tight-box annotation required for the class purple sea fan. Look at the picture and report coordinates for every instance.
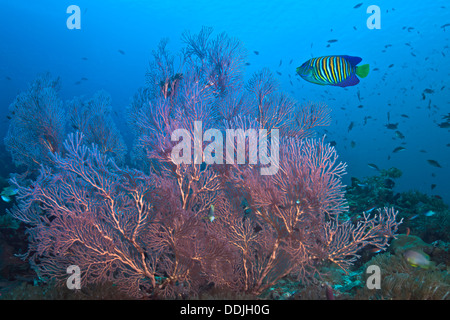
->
[182,26,246,95]
[5,74,127,177]
[4,74,66,172]
[8,27,403,299]
[67,90,127,164]
[325,207,402,270]
[212,136,348,294]
[208,136,401,295]
[9,132,161,297]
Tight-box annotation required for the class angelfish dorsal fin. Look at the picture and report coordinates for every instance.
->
[339,55,362,66]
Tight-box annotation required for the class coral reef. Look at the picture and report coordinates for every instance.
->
[355,241,450,300]
[4,75,126,178]
[346,168,449,243]
[4,28,402,299]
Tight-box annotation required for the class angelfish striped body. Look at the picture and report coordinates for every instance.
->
[310,56,353,84]
[296,55,369,87]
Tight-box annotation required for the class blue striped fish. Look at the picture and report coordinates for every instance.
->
[296,55,369,87]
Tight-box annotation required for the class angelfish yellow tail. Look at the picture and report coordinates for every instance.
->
[356,64,370,78]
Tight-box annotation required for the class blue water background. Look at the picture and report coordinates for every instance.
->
[0,0,449,204]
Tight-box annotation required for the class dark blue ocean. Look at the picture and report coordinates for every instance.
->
[1,0,448,203]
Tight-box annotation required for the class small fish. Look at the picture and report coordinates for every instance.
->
[423,88,434,94]
[81,77,88,81]
[351,141,356,148]
[385,123,398,130]
[329,141,337,147]
[388,64,394,68]
[365,206,376,213]
[368,163,380,171]
[357,183,368,188]
[438,121,450,128]
[427,159,442,168]
[204,204,215,222]
[254,51,259,55]
[392,146,406,153]
[118,49,126,55]
[353,3,363,9]
[367,247,383,254]
[403,250,433,269]
[395,131,405,139]
[81,57,88,60]
[1,186,18,203]
[279,60,282,67]
[400,114,409,118]
[289,59,293,65]
[348,121,354,132]
[327,39,338,43]
[245,62,251,66]
[276,71,282,76]
[424,210,436,217]
[441,23,450,29]
[296,55,369,87]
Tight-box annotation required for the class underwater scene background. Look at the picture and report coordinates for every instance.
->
[0,0,448,301]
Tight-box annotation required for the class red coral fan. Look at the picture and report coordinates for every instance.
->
[8,28,401,298]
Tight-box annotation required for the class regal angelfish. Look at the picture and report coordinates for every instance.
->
[296,55,369,87]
